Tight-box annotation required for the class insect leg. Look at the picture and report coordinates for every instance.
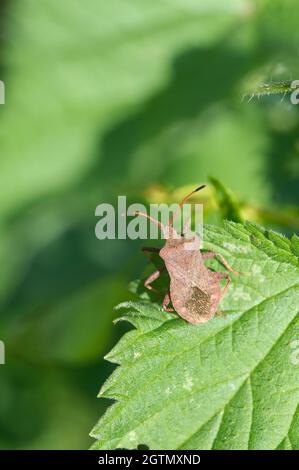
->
[162,291,174,312]
[144,266,165,292]
[202,252,239,275]
[213,271,231,298]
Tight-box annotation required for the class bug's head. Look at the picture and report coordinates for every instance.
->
[160,232,201,260]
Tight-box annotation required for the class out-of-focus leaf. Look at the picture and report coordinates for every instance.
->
[0,0,258,310]
[210,176,243,222]
[5,277,131,364]
[0,361,102,449]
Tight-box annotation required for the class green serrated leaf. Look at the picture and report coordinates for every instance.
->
[91,221,299,450]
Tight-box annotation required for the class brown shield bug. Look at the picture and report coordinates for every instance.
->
[129,185,240,325]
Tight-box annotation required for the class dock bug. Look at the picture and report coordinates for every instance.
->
[129,185,240,324]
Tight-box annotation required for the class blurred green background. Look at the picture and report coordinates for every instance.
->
[0,0,299,449]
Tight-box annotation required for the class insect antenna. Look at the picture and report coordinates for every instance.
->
[169,184,206,228]
[127,211,165,233]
